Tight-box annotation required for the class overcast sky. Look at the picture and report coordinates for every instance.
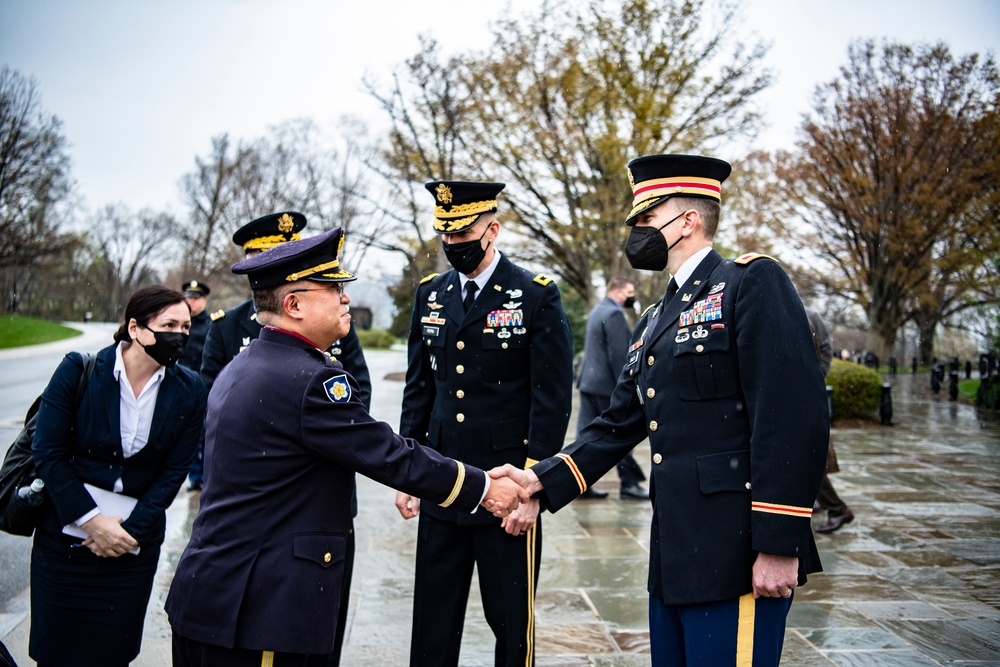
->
[2,0,998,217]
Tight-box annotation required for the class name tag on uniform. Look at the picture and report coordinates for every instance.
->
[423,326,440,337]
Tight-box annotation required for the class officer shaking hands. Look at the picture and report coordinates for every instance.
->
[493,154,829,666]
[396,181,574,666]
[166,228,527,667]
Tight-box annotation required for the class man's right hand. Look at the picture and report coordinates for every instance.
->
[481,476,529,517]
[394,492,419,519]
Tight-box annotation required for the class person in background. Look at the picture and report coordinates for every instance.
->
[30,285,206,667]
[396,180,574,666]
[492,154,829,666]
[576,277,649,500]
[165,228,526,667]
[178,279,210,491]
[805,308,855,534]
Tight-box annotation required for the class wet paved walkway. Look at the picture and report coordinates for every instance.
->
[2,349,999,665]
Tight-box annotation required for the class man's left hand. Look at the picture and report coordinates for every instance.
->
[502,498,540,536]
[752,552,799,598]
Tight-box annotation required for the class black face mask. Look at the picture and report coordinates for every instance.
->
[624,209,687,272]
[623,296,636,309]
[442,224,491,275]
[137,326,188,367]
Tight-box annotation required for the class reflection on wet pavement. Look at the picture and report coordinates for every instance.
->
[131,357,1000,665]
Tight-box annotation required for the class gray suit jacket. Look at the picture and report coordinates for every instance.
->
[577,296,631,398]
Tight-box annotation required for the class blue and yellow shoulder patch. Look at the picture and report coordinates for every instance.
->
[322,374,352,403]
[533,274,554,286]
[419,273,439,285]
[210,309,226,321]
[735,252,778,265]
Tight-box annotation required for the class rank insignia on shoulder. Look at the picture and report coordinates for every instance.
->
[210,309,226,321]
[533,274,554,286]
[735,253,778,265]
[323,374,352,403]
[420,273,439,285]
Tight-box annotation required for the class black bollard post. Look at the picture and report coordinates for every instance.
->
[949,370,959,401]
[965,360,972,379]
[889,356,897,374]
[931,363,941,394]
[912,357,918,374]
[826,385,834,418]
[880,383,893,425]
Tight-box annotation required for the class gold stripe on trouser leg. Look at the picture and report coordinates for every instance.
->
[524,524,537,667]
[736,593,755,667]
[260,651,274,667]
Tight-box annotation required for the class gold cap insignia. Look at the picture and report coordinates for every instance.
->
[435,183,453,204]
[337,234,344,257]
[627,168,635,190]
[277,213,295,233]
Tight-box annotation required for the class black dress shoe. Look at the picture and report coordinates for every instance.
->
[815,508,854,533]
[579,487,609,499]
[620,484,650,500]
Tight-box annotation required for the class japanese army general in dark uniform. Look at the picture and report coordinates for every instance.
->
[395,181,574,667]
[166,227,528,667]
[199,211,370,402]
[196,211,371,666]
[499,155,829,666]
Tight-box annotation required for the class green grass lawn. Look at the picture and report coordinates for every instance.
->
[0,314,83,349]
[959,378,980,401]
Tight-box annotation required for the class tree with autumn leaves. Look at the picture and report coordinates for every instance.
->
[778,40,999,363]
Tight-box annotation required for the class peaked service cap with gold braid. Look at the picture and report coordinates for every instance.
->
[624,154,732,226]
[232,211,308,252]
[424,181,505,234]
[182,279,210,297]
[232,227,356,289]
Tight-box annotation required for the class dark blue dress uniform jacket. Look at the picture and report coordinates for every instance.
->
[532,250,829,605]
[33,346,206,546]
[165,327,488,655]
[399,254,574,525]
[200,298,371,406]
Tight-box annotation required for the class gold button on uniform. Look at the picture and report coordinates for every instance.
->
[696,344,704,353]
[324,552,332,563]
[502,342,508,349]
[745,482,752,490]
[457,341,465,350]
[647,355,655,366]
[456,365,465,374]
[649,420,658,431]
[456,390,465,399]
[523,439,529,445]
[646,388,655,399]
[653,453,663,464]
[457,413,465,423]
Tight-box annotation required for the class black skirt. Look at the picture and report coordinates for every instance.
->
[29,525,161,667]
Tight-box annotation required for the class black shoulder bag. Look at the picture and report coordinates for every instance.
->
[0,352,97,536]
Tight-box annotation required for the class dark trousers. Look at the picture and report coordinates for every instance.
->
[649,592,793,666]
[578,391,646,487]
[816,474,848,515]
[410,514,541,667]
[172,634,312,667]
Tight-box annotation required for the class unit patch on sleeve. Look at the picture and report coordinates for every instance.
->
[323,374,352,403]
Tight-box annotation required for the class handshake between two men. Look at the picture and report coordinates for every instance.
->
[395,463,545,534]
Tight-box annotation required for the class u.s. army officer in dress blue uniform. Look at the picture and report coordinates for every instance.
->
[501,155,829,667]
[395,181,574,667]
[165,227,527,667]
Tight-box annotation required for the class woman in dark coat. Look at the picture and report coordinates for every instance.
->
[30,285,207,667]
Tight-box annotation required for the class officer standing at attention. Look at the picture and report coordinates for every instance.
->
[576,277,649,500]
[394,181,574,666]
[178,279,211,491]
[200,211,371,404]
[492,155,829,666]
[166,228,528,667]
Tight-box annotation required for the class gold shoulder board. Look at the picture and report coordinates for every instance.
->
[210,309,226,321]
[419,273,440,285]
[533,274,554,286]
[734,252,779,265]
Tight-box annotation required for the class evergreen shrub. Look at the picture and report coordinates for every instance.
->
[827,359,881,421]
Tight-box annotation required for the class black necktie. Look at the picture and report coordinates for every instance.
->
[665,277,679,302]
[463,281,479,313]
